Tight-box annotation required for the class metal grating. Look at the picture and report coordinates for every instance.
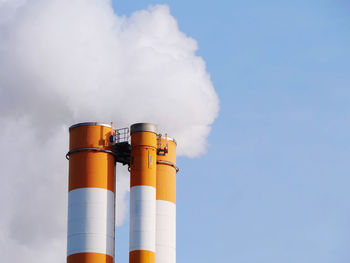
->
[115,127,130,143]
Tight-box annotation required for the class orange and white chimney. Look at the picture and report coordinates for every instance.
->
[66,122,179,263]
[67,123,116,263]
[129,123,158,263]
[156,137,177,263]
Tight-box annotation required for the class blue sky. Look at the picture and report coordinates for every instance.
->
[113,1,350,262]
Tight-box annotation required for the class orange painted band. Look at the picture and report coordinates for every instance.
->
[156,139,176,203]
[68,151,115,192]
[130,147,157,188]
[129,250,155,263]
[131,132,157,148]
[69,125,114,151]
[156,164,176,204]
[67,253,113,263]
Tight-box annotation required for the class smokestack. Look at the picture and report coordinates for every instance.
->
[65,122,180,263]
[129,123,158,263]
[66,123,116,263]
[156,137,177,263]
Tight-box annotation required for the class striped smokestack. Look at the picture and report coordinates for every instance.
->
[156,137,177,263]
[129,123,158,263]
[67,123,116,263]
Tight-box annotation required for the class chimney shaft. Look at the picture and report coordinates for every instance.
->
[156,137,177,263]
[67,122,116,263]
[129,123,158,263]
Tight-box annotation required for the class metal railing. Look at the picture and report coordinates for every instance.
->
[115,127,130,143]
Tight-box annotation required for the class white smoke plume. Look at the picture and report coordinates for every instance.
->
[0,0,219,262]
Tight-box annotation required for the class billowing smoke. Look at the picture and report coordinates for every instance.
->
[0,0,219,262]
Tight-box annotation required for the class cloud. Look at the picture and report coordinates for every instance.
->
[0,0,219,262]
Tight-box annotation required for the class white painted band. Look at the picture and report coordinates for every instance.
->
[67,188,115,256]
[130,185,156,252]
[156,200,176,263]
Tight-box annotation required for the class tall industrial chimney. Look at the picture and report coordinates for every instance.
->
[156,137,177,263]
[129,123,158,263]
[66,123,116,263]
[66,122,179,263]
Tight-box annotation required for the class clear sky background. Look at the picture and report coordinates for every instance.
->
[113,1,350,262]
